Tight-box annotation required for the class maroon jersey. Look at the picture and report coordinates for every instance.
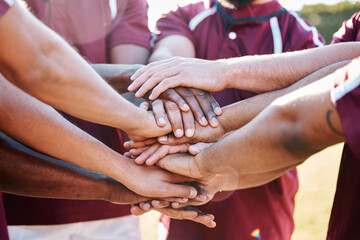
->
[327,57,360,240]
[155,1,324,239]
[332,12,360,43]
[3,0,151,225]
[0,0,11,19]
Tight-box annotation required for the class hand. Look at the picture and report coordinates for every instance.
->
[126,107,172,141]
[124,121,225,150]
[156,153,211,180]
[129,57,227,100]
[160,87,222,128]
[122,159,199,199]
[131,204,216,228]
[127,142,212,166]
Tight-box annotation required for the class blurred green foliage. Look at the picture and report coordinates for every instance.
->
[298,1,360,44]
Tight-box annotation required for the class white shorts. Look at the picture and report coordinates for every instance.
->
[8,215,141,240]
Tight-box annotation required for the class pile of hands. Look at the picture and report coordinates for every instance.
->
[122,58,232,228]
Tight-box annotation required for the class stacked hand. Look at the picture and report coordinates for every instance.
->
[119,59,232,228]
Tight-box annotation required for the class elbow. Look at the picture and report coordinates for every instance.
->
[269,101,319,163]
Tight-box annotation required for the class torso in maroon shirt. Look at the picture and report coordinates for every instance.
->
[327,17,360,239]
[156,1,324,239]
[3,0,151,225]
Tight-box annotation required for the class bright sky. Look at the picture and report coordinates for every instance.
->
[147,0,357,29]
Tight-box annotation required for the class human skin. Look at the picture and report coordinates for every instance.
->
[0,75,198,200]
[157,61,347,180]
[0,133,148,204]
[0,1,169,138]
[129,42,360,100]
[125,61,349,165]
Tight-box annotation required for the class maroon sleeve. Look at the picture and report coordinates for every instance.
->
[108,0,151,50]
[280,12,325,52]
[333,57,360,158]
[332,12,360,43]
[155,3,203,46]
[0,0,12,20]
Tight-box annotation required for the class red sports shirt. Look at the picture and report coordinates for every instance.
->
[155,0,324,239]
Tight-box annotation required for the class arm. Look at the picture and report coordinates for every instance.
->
[157,62,347,180]
[0,75,197,199]
[128,60,349,148]
[130,42,360,100]
[0,133,147,204]
[0,1,158,135]
[195,65,346,176]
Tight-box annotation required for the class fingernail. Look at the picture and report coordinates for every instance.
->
[181,198,188,203]
[149,94,154,100]
[128,84,134,91]
[215,107,222,115]
[144,203,151,210]
[158,117,166,125]
[201,117,208,125]
[135,92,141,98]
[190,188,197,198]
[186,129,194,137]
[175,129,183,138]
[172,202,180,208]
[211,117,219,126]
[152,200,160,206]
[183,104,190,111]
[159,136,168,142]
[191,146,199,154]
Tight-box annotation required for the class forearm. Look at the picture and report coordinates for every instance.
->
[0,76,137,185]
[214,165,296,191]
[0,133,146,204]
[196,70,346,176]
[217,61,350,134]
[91,64,143,94]
[0,2,144,131]
[222,42,360,92]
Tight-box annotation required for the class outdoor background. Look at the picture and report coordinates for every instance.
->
[140,0,359,239]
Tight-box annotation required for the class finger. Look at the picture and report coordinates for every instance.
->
[208,94,222,116]
[129,146,149,157]
[182,110,195,137]
[129,62,170,92]
[188,142,213,155]
[191,89,219,127]
[158,207,216,228]
[145,144,189,165]
[130,59,172,83]
[130,205,149,216]
[158,134,189,146]
[159,183,197,199]
[139,101,151,111]
[164,100,184,138]
[161,89,190,112]
[139,201,152,211]
[148,76,181,100]
[124,139,157,149]
[151,99,168,127]
[150,200,170,209]
[134,143,161,164]
[175,88,208,127]
[162,198,188,204]
[135,69,180,98]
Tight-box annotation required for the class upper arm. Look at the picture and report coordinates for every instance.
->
[272,67,346,159]
[149,35,196,62]
[110,44,150,64]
